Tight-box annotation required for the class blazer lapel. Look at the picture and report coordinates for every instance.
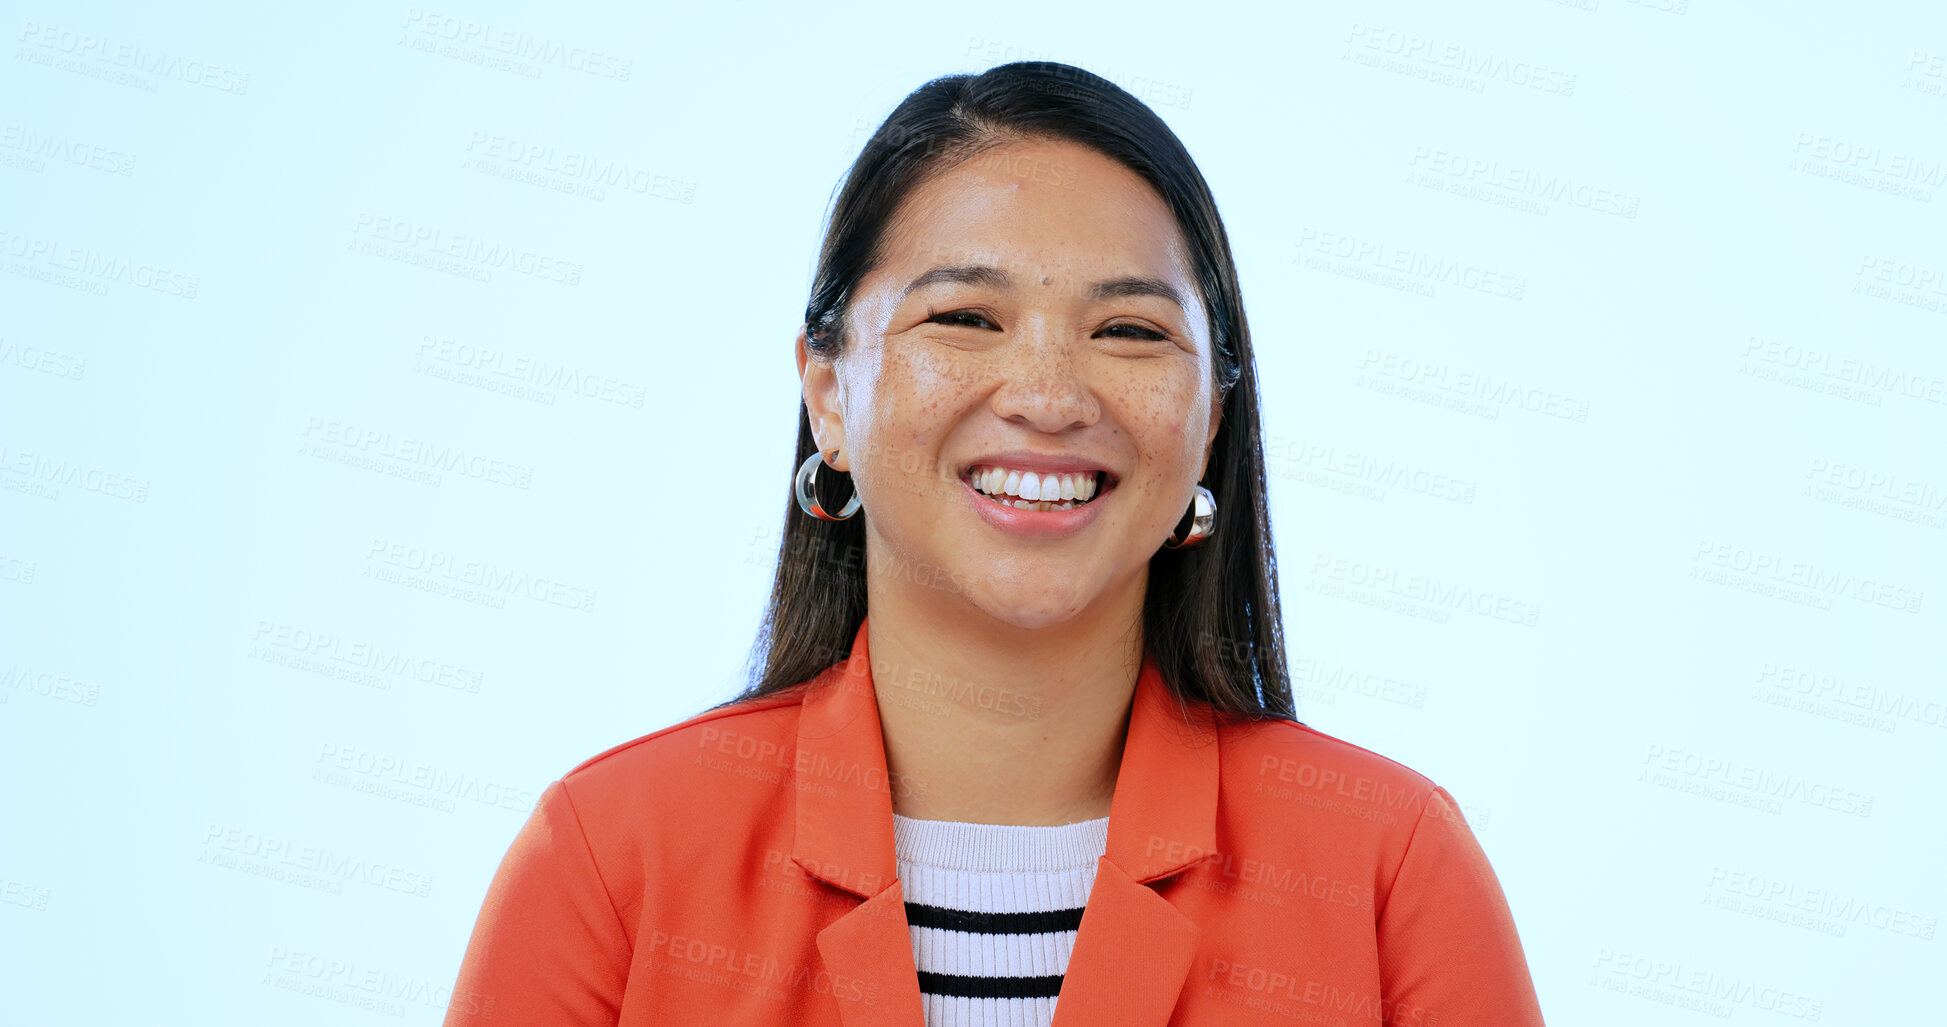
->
[1052,651,1222,1026]
[1051,858,1202,1025]
[789,617,1222,1027]
[792,618,926,1026]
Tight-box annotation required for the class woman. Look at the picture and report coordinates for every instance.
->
[444,61,1545,1026]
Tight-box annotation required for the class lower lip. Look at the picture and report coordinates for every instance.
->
[963,476,1112,539]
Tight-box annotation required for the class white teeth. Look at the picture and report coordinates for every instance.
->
[968,465,1105,508]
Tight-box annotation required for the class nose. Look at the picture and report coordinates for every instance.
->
[987,328,1101,432]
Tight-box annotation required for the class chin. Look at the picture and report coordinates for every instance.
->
[972,589,1095,631]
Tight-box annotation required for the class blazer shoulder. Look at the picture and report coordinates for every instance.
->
[555,687,809,800]
[1220,715,1442,811]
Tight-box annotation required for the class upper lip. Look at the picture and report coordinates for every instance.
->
[960,451,1120,487]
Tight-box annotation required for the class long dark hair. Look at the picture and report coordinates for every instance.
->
[715,61,1296,726]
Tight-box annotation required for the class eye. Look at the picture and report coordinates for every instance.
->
[1097,322,1169,342]
[926,308,999,330]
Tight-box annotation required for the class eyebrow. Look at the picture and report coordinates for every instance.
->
[901,263,1185,311]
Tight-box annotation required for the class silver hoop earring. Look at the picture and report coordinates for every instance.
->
[1163,484,1216,549]
[795,450,861,521]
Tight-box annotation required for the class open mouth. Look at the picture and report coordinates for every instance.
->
[960,465,1119,513]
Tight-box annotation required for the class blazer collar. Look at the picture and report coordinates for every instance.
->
[792,614,1221,1027]
[791,614,1220,896]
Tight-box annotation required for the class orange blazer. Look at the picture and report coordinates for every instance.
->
[444,616,1544,1025]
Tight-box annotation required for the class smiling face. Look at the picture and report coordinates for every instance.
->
[798,135,1222,631]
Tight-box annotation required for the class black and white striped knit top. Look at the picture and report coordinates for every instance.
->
[892,811,1110,1027]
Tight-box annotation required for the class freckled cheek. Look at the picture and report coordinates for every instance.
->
[894,348,983,393]
[885,353,983,426]
[1104,380,1203,470]
[858,353,978,487]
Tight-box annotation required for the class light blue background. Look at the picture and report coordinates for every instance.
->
[3,1,1942,1022]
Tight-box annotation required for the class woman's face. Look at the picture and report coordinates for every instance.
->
[799,136,1220,631]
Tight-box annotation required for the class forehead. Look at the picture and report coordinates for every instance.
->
[874,137,1193,288]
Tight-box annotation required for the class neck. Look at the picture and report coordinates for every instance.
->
[862,550,1146,827]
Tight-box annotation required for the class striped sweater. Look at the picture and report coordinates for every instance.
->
[891,812,1110,1027]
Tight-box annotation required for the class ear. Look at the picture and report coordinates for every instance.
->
[1199,390,1223,480]
[797,326,850,472]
